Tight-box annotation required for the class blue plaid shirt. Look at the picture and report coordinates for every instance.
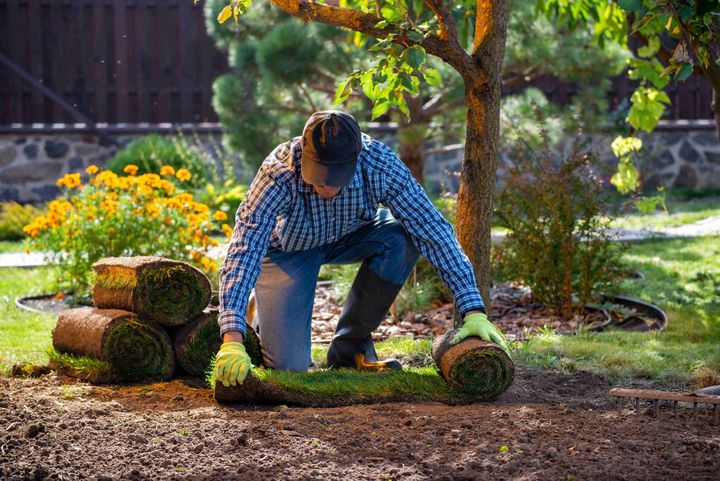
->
[218,134,485,337]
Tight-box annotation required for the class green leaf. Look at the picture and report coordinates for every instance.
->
[371,99,391,119]
[375,20,390,29]
[396,92,410,117]
[423,68,441,87]
[674,62,693,82]
[611,162,639,194]
[333,78,353,106]
[637,37,659,58]
[402,45,426,69]
[361,71,379,100]
[636,195,663,214]
[406,30,425,43]
[381,5,403,22]
[627,87,670,132]
[617,0,642,12]
[611,135,643,158]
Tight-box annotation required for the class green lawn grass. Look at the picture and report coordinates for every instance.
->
[0,266,58,372]
[608,195,720,230]
[515,235,720,389]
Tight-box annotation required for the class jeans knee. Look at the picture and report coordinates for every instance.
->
[265,356,310,372]
[388,222,420,264]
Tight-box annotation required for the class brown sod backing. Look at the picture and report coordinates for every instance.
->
[52,307,174,382]
[431,331,515,400]
[92,256,211,327]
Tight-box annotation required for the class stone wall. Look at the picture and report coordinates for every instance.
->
[422,126,720,195]
[0,131,235,203]
[1,124,718,203]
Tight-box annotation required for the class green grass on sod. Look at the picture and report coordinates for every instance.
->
[208,343,457,404]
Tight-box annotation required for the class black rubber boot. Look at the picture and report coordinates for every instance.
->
[327,263,404,371]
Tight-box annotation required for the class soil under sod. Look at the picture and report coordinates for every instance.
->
[1,367,718,480]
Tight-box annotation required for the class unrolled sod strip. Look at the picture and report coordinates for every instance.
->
[92,256,212,327]
[52,307,174,382]
[431,330,515,400]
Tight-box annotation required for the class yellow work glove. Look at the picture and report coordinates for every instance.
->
[451,312,509,354]
[215,342,251,387]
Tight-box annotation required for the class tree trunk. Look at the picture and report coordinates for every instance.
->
[397,123,429,185]
[454,1,508,318]
[455,83,499,315]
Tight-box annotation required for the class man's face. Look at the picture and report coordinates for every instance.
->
[313,184,342,199]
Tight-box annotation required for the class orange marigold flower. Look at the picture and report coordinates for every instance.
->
[123,164,139,175]
[212,210,228,222]
[221,223,233,237]
[53,292,66,300]
[85,165,99,175]
[23,247,31,254]
[200,256,217,272]
[160,165,176,176]
[175,168,191,182]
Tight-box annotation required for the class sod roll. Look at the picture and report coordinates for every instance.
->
[92,256,212,327]
[52,307,174,382]
[431,330,514,400]
[172,307,222,377]
[172,299,264,377]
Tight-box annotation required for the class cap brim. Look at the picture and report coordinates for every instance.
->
[301,154,357,188]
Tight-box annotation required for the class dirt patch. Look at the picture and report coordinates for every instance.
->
[1,369,718,480]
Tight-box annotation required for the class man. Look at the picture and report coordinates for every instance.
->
[215,110,507,386]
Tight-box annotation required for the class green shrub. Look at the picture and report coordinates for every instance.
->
[0,202,45,241]
[107,134,215,189]
[494,125,625,318]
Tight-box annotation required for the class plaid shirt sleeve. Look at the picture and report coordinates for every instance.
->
[218,160,291,338]
[376,144,486,316]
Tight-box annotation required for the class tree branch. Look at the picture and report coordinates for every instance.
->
[472,0,494,55]
[269,0,475,77]
[423,0,457,41]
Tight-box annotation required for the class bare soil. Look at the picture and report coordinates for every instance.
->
[2,368,718,481]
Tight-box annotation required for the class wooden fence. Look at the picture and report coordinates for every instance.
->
[0,0,714,125]
[0,0,228,124]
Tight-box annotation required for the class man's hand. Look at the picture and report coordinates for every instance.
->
[215,342,252,387]
[451,312,509,354]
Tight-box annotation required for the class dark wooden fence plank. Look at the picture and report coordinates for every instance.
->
[114,0,129,121]
[0,0,711,125]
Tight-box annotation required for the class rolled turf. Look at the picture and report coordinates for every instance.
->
[92,256,212,327]
[52,306,175,383]
[172,307,222,377]
[172,307,264,377]
[431,330,515,400]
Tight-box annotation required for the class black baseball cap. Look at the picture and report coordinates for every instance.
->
[301,110,363,188]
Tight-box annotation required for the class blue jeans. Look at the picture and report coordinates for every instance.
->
[253,208,420,371]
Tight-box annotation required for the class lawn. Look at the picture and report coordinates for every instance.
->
[515,235,720,389]
[608,193,720,230]
[2,236,718,392]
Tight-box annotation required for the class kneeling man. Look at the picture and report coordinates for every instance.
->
[215,110,507,386]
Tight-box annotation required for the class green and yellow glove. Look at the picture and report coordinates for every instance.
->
[215,342,251,387]
[451,312,509,354]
